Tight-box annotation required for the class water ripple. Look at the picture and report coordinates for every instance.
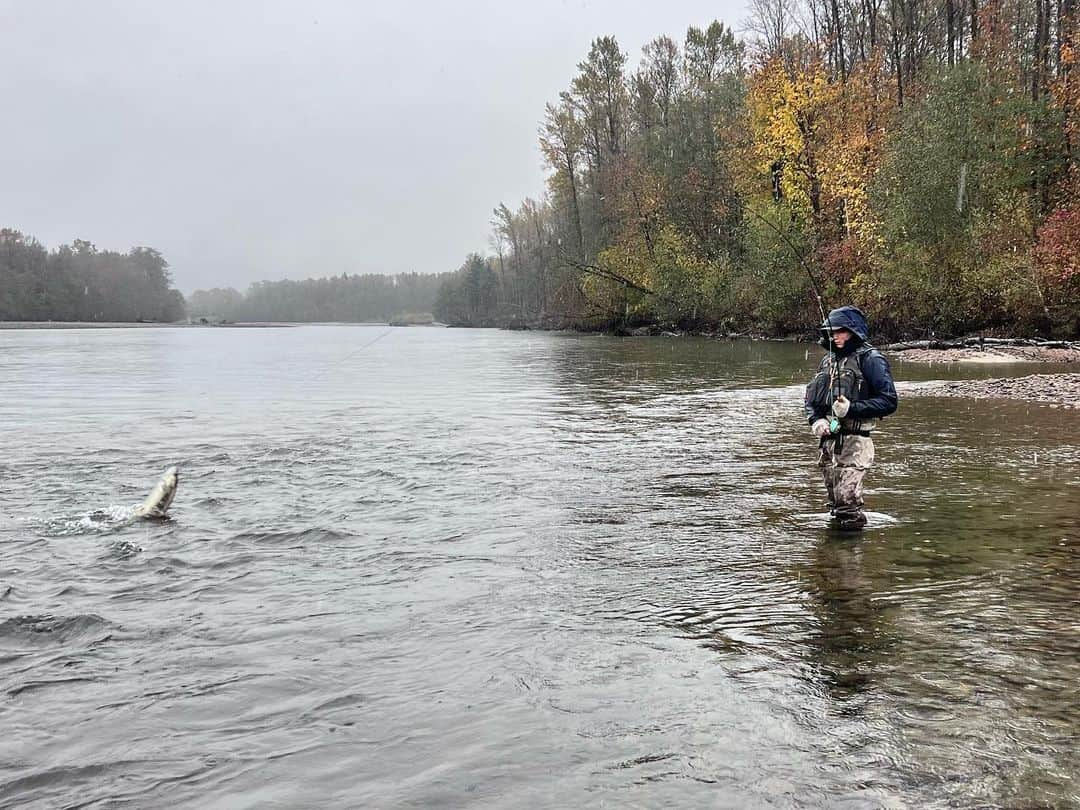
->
[0,327,1077,808]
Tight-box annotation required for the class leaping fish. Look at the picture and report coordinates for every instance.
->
[133,466,179,519]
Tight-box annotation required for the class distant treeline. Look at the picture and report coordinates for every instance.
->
[0,228,449,325]
[436,5,1080,338]
[0,229,185,322]
[188,272,452,322]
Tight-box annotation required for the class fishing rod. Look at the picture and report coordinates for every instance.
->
[741,205,830,326]
[742,205,842,433]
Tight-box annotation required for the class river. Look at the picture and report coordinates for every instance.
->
[1,325,1077,808]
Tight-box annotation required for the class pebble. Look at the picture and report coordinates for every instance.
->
[909,373,1080,408]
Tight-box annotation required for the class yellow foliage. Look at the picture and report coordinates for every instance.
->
[746,57,890,245]
[746,58,837,218]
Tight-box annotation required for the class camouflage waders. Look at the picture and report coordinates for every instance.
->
[818,433,874,529]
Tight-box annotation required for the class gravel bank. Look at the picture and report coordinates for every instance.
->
[905,372,1080,409]
[892,345,1080,363]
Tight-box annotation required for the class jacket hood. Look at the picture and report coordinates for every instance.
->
[819,305,870,342]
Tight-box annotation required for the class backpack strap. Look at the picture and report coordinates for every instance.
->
[852,343,874,376]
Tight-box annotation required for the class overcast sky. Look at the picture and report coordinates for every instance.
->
[1,0,748,293]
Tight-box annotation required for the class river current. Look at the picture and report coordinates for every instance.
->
[1,325,1077,808]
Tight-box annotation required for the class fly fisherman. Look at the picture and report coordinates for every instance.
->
[804,306,898,530]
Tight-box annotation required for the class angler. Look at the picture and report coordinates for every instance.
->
[804,306,898,531]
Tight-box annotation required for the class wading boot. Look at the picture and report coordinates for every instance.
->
[835,513,867,532]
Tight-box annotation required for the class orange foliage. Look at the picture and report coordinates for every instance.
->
[1034,207,1080,281]
[817,237,876,287]
[817,58,892,244]
[1050,18,1080,195]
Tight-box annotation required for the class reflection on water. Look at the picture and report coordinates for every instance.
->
[802,538,897,700]
[0,327,1077,808]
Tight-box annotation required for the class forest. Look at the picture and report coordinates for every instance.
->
[0,229,185,323]
[435,0,1080,338]
[187,273,451,323]
[0,226,447,324]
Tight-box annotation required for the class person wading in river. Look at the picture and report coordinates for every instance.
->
[804,306,898,530]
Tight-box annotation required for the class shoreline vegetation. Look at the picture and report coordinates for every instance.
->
[6,11,1078,341]
[0,228,453,328]
[431,13,1079,339]
[0,230,185,323]
[186,276,450,324]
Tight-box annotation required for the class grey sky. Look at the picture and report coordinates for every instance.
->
[1,0,748,293]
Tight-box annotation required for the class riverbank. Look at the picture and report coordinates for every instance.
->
[615,327,1080,365]
[0,321,445,329]
[0,321,298,329]
[905,372,1080,409]
[890,344,1080,364]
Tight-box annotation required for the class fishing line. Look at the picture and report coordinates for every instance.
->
[742,205,830,325]
[250,325,396,466]
[308,326,395,383]
[743,204,841,422]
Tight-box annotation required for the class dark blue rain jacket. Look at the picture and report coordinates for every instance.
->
[804,306,899,424]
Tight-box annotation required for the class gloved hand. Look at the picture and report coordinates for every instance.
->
[811,418,832,438]
[832,395,850,418]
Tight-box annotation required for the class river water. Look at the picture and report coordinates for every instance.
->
[1,325,1077,809]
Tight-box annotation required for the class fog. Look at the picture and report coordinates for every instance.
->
[0,0,746,293]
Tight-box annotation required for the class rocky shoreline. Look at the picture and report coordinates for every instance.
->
[904,373,1080,409]
[891,344,1080,364]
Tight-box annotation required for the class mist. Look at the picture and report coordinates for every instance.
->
[0,0,746,293]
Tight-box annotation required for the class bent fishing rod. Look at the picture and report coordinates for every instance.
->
[742,205,842,428]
